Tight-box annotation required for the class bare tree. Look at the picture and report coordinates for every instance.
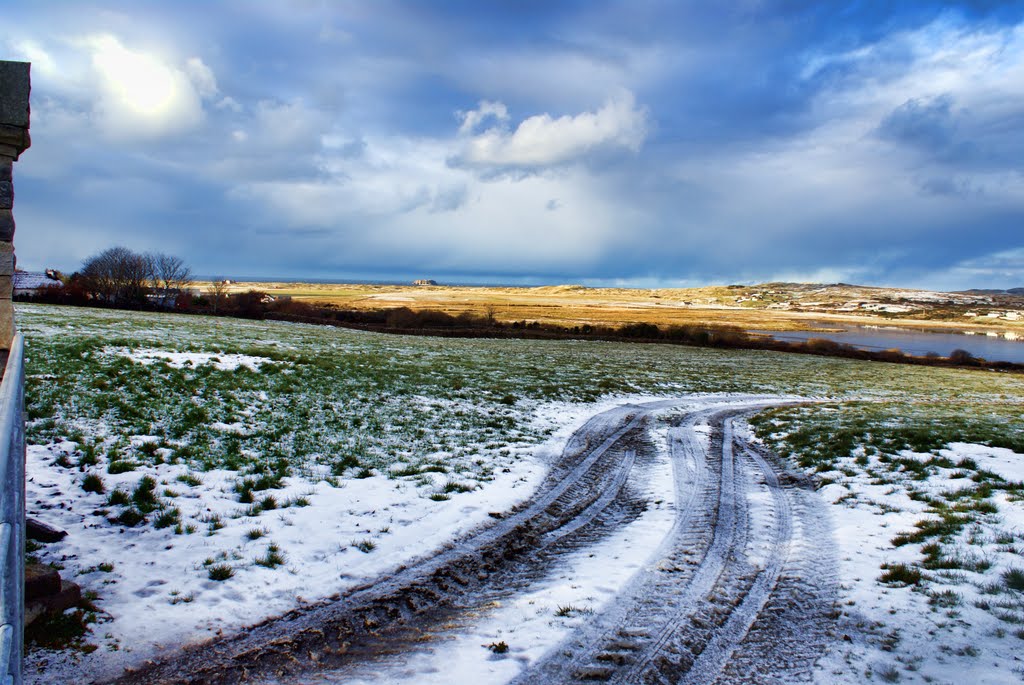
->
[148,252,193,299]
[80,249,118,302]
[80,247,152,304]
[210,277,229,314]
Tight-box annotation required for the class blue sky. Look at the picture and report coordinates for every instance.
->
[4,1,1024,289]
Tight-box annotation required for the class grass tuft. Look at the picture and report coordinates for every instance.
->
[879,563,922,586]
[353,538,376,553]
[254,543,286,569]
[107,460,138,474]
[176,472,202,487]
[113,508,146,527]
[1003,567,1024,592]
[81,473,105,494]
[929,589,962,608]
[207,564,234,581]
[131,476,159,513]
[153,508,181,529]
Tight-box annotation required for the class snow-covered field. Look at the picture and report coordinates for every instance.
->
[752,406,1024,684]
[807,443,1024,684]
[17,303,1024,683]
[27,440,549,679]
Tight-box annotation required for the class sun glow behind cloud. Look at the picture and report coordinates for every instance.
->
[91,35,179,116]
[9,31,218,143]
[78,34,212,140]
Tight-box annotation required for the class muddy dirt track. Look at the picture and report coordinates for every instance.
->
[110,396,838,685]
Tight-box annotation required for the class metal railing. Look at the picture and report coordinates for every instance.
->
[0,334,25,685]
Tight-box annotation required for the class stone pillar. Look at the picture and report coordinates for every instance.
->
[0,62,30,348]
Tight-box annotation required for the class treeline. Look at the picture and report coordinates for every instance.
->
[21,276,1020,373]
[36,247,192,307]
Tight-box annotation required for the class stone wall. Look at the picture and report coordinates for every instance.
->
[0,61,31,348]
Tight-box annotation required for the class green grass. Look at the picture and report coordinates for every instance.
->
[25,602,101,653]
[751,401,1023,550]
[16,303,1024,600]
[750,400,1024,472]
[443,479,475,494]
[21,304,1024,496]
[107,460,138,474]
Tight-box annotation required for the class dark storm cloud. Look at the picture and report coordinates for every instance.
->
[878,94,957,151]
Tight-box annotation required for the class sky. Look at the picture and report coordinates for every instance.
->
[3,1,1024,290]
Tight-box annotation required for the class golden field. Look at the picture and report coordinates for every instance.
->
[197,280,1024,336]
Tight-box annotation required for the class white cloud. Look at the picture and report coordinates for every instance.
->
[185,57,219,98]
[216,96,243,112]
[454,90,648,170]
[457,100,508,135]
[6,36,94,102]
[9,38,57,77]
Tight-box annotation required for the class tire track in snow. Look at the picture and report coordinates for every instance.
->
[513,405,834,685]
[671,435,794,685]
[512,406,752,683]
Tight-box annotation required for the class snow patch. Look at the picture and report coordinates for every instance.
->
[108,346,274,371]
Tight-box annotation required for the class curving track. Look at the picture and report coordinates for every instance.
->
[110,396,836,685]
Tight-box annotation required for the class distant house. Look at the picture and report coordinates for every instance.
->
[13,270,63,297]
[146,291,180,309]
[412,279,437,286]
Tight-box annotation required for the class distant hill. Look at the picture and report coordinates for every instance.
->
[958,287,1024,295]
